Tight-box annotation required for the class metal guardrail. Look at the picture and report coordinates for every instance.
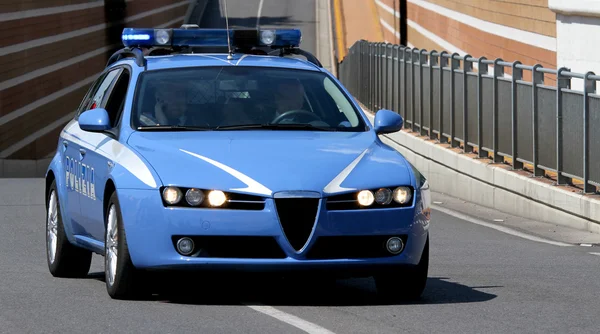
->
[338,40,600,194]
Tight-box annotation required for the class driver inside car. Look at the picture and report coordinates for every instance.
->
[272,78,307,118]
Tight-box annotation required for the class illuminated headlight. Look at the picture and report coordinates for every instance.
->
[393,187,412,204]
[260,30,276,45]
[207,190,227,207]
[154,29,171,45]
[162,186,182,205]
[375,188,392,205]
[185,188,204,206]
[357,190,375,206]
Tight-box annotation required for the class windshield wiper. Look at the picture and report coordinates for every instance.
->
[136,125,212,131]
[214,123,336,131]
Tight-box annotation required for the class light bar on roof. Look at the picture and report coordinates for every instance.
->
[121,28,302,48]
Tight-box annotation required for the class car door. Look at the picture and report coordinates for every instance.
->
[75,68,122,240]
[61,74,107,236]
[78,67,130,242]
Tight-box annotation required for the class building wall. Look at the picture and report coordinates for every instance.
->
[373,0,558,81]
[0,0,190,160]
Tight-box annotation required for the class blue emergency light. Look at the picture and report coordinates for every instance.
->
[121,27,302,49]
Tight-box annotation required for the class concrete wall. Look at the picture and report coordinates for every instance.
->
[550,0,600,91]
[0,0,191,164]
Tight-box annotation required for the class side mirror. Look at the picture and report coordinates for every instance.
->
[374,109,403,134]
[79,108,110,132]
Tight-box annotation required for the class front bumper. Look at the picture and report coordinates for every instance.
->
[118,189,429,272]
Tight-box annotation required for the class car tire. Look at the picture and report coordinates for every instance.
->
[374,236,429,301]
[46,180,92,278]
[104,191,147,300]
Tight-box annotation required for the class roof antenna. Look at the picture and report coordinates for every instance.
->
[223,0,233,60]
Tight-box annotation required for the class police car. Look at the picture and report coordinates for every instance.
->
[44,26,431,300]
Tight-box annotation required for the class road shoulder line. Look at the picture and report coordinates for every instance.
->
[432,204,574,247]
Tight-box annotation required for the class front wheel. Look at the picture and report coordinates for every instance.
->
[374,236,429,301]
[46,180,92,277]
[104,191,147,299]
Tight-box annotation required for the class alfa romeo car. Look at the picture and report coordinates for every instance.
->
[44,26,431,300]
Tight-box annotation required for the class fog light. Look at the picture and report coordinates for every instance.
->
[177,237,194,255]
[386,237,404,254]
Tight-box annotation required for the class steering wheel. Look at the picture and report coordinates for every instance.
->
[271,109,323,124]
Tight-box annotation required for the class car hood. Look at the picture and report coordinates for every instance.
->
[127,130,415,196]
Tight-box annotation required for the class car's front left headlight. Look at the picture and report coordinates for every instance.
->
[159,186,265,210]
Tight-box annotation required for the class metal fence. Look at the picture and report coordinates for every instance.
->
[338,40,600,193]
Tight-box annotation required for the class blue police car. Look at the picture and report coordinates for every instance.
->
[44,26,431,300]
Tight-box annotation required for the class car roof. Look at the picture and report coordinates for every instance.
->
[141,53,323,72]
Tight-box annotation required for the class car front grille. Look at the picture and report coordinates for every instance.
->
[305,235,408,259]
[274,198,320,251]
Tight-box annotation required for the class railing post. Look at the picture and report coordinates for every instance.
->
[429,50,438,140]
[477,57,488,158]
[368,43,372,110]
[531,64,544,177]
[463,55,473,153]
[450,52,460,147]
[583,71,596,193]
[410,48,416,132]
[439,51,448,142]
[403,47,409,126]
[419,49,428,136]
[511,61,523,170]
[383,44,388,110]
[392,46,398,113]
[556,67,570,185]
[492,58,504,163]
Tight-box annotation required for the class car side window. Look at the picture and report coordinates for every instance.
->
[76,74,106,117]
[88,69,122,111]
[101,69,131,128]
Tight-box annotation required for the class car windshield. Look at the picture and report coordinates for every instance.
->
[132,66,367,131]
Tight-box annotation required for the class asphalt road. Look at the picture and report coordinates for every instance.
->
[3,177,600,333]
[3,0,600,333]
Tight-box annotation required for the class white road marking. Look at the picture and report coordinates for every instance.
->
[256,0,265,27]
[432,205,574,247]
[589,252,600,256]
[246,304,336,334]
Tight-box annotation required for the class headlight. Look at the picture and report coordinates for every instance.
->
[393,186,412,204]
[357,190,375,206]
[375,188,392,205]
[207,190,227,207]
[185,188,204,206]
[162,186,182,205]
